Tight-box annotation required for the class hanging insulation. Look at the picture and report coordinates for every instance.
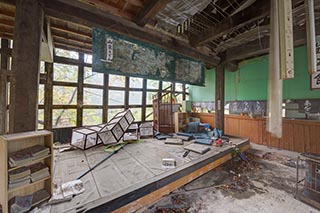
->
[306,0,317,75]
[268,0,283,138]
[155,0,211,31]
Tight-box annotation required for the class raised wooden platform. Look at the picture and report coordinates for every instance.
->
[51,137,250,213]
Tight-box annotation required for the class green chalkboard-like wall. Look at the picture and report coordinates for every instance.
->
[189,45,320,102]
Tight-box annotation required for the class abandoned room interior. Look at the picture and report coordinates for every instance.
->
[0,0,320,212]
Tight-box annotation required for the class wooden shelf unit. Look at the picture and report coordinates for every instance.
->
[0,130,53,213]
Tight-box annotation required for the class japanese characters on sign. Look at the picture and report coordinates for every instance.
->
[106,37,113,63]
[311,35,320,89]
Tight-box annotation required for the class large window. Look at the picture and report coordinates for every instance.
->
[38,48,189,130]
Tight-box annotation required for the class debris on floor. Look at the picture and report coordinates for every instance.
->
[48,180,85,204]
[142,149,318,213]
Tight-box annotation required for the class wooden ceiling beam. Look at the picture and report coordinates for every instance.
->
[136,0,172,27]
[0,6,15,18]
[126,0,144,8]
[0,17,14,27]
[40,0,220,67]
[81,0,135,20]
[51,30,92,45]
[50,24,92,39]
[55,42,92,54]
[49,16,92,30]
[0,25,13,34]
[0,32,12,39]
[53,36,92,50]
[191,0,270,46]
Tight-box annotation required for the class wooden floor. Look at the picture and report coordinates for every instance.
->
[51,137,249,213]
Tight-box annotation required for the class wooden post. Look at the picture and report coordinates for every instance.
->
[0,39,9,134]
[102,74,109,122]
[125,76,129,109]
[77,53,84,127]
[141,78,147,122]
[215,64,225,132]
[44,62,53,130]
[9,0,44,133]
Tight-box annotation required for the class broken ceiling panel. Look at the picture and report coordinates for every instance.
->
[154,0,211,32]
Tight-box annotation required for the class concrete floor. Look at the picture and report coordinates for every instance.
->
[141,143,320,213]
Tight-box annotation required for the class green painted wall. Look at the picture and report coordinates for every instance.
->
[189,69,215,101]
[190,45,320,101]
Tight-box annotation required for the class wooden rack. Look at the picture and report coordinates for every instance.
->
[0,130,53,213]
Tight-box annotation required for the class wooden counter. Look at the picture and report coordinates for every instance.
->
[186,112,320,154]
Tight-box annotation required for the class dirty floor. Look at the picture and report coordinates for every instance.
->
[141,144,319,213]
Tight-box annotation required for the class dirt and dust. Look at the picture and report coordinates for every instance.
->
[141,149,318,213]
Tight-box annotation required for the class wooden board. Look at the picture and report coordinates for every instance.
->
[184,143,211,154]
[164,138,183,145]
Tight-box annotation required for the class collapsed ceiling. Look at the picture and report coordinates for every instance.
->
[0,0,320,67]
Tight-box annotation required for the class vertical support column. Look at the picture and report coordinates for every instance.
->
[182,84,186,101]
[9,0,44,133]
[77,53,84,127]
[125,76,129,109]
[141,78,147,122]
[215,64,225,133]
[103,73,109,122]
[44,62,53,130]
[0,39,9,134]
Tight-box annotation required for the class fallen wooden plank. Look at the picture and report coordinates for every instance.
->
[164,138,183,145]
[184,143,211,154]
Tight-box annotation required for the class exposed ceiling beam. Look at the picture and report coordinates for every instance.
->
[136,0,172,27]
[0,16,14,27]
[50,24,92,39]
[191,0,270,47]
[40,0,220,67]
[53,36,92,50]
[49,16,92,30]
[80,0,135,20]
[55,42,92,54]
[215,25,270,53]
[224,22,320,62]
[126,0,144,8]
[51,30,91,45]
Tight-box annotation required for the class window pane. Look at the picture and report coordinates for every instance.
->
[38,109,44,130]
[147,79,159,89]
[175,83,183,92]
[129,91,142,105]
[38,84,45,105]
[131,108,142,122]
[162,81,172,89]
[185,84,190,93]
[109,74,125,87]
[54,63,78,82]
[129,77,143,88]
[84,67,103,85]
[84,54,92,64]
[146,92,157,105]
[108,108,124,122]
[83,109,103,125]
[84,88,103,105]
[53,86,77,105]
[108,90,124,105]
[145,107,153,121]
[40,61,45,74]
[55,48,79,60]
[52,109,77,128]
[176,93,183,103]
